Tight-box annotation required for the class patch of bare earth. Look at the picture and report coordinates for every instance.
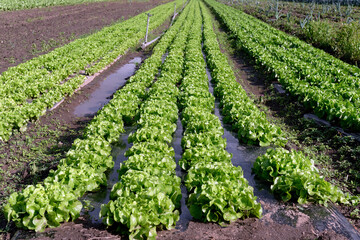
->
[11,202,348,240]
[0,0,170,73]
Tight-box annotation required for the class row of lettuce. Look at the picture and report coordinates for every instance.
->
[204,0,360,132]
[99,3,195,239]
[3,1,189,233]
[0,0,183,142]
[202,0,359,206]
[179,2,262,224]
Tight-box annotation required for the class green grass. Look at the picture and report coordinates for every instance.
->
[0,115,86,235]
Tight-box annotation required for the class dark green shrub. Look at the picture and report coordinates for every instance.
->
[304,20,334,52]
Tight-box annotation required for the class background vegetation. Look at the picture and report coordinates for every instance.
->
[222,0,360,66]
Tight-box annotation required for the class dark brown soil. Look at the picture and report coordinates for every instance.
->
[158,219,340,240]
[213,15,267,98]
[224,47,267,98]
[0,0,169,73]
[9,220,342,240]
[9,201,350,240]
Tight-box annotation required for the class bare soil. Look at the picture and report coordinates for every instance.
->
[9,201,349,240]
[10,221,341,240]
[0,0,169,73]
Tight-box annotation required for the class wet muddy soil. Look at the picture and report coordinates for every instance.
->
[10,217,349,240]
[74,57,142,117]
[0,0,169,73]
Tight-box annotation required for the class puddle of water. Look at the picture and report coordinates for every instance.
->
[173,117,193,231]
[74,57,142,117]
[11,231,55,240]
[81,125,136,225]
[162,52,169,64]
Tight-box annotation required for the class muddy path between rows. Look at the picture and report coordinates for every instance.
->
[0,0,170,73]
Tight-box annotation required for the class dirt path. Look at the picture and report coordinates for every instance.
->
[10,216,347,240]
[0,0,169,73]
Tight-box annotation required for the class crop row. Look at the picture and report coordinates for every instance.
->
[3,2,189,232]
[253,148,359,205]
[201,2,285,147]
[204,0,360,131]
[99,3,195,239]
[178,1,262,224]
[200,1,359,206]
[0,0,182,142]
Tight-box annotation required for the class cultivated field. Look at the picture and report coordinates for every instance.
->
[0,0,359,239]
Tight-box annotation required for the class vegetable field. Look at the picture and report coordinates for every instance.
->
[1,0,360,239]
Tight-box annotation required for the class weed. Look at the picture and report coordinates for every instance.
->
[5,57,16,64]
[26,16,44,23]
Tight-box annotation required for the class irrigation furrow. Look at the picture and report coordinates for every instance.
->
[177,1,262,224]
[99,3,195,239]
